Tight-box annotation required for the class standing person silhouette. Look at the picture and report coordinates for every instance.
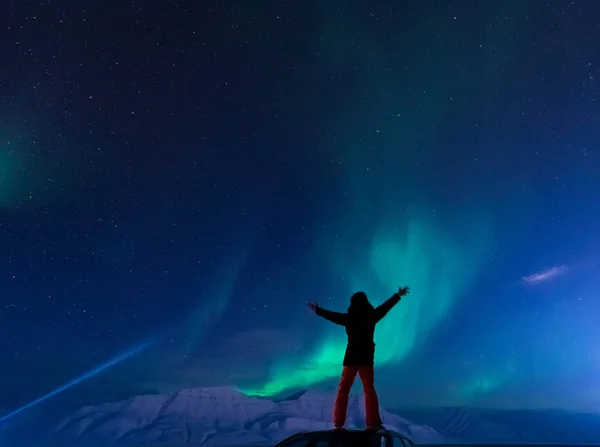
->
[307,286,410,430]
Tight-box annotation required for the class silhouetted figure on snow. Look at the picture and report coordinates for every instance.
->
[307,286,410,430]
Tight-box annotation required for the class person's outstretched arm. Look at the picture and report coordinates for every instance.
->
[307,302,348,326]
[373,286,410,323]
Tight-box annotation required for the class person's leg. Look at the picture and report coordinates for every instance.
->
[358,365,383,428]
[333,366,357,428]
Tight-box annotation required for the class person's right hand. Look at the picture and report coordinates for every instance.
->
[398,286,410,297]
[306,302,318,313]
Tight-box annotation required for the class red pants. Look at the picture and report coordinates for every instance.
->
[333,365,383,427]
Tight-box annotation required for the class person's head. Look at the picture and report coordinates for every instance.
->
[348,291,374,313]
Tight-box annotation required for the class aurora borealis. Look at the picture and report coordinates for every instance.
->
[2,0,600,429]
[243,211,493,397]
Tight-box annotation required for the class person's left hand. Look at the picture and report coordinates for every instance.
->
[398,286,410,297]
[306,302,318,313]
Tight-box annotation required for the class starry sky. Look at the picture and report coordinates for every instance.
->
[1,0,600,427]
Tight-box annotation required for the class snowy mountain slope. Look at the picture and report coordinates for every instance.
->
[51,387,445,447]
[5,388,600,447]
[396,406,600,444]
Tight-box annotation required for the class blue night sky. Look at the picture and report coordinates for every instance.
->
[1,0,600,426]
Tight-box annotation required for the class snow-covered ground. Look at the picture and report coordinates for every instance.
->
[50,387,444,447]
[3,387,600,447]
[398,406,600,444]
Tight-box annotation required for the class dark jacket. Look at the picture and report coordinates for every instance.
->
[315,293,401,366]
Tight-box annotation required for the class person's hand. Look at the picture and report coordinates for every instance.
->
[306,302,318,313]
[398,286,410,297]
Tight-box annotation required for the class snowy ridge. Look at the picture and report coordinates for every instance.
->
[51,387,445,447]
[397,407,514,442]
[397,406,600,444]
[45,387,600,447]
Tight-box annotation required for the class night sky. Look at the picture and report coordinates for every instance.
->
[2,0,600,426]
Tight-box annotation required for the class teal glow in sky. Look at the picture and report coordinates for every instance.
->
[242,209,492,397]
[0,145,20,207]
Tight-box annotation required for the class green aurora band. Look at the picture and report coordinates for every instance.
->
[237,1,527,400]
[243,211,492,397]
